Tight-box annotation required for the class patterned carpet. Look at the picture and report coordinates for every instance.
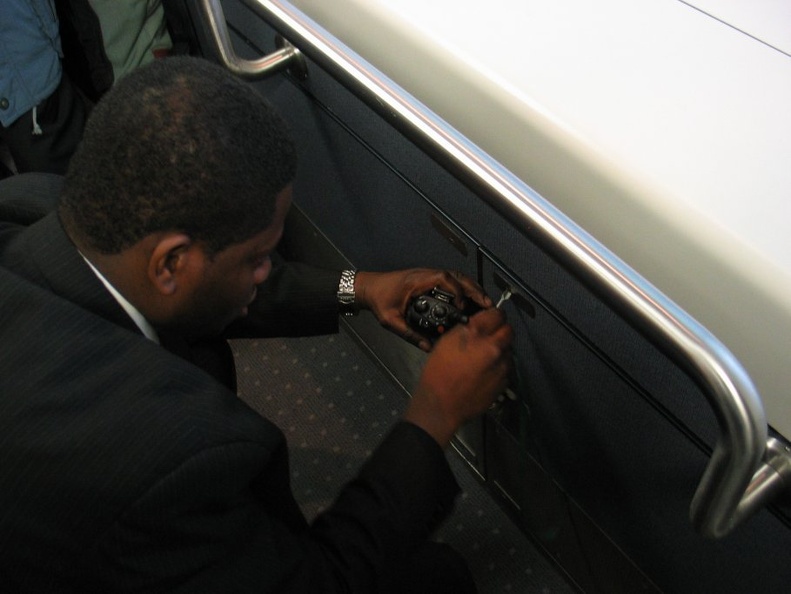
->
[231,329,577,593]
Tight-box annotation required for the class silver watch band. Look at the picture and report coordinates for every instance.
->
[337,269,357,316]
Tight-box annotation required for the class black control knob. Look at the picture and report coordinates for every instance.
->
[433,305,448,319]
[414,298,429,313]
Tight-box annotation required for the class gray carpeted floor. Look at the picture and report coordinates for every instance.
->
[232,330,577,594]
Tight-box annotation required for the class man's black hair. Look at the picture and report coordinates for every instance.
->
[59,56,297,254]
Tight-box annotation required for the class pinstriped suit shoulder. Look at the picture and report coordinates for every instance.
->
[0,175,302,591]
[0,173,460,593]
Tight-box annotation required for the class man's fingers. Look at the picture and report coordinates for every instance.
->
[453,272,493,309]
[467,307,509,335]
[387,315,433,352]
[431,270,492,310]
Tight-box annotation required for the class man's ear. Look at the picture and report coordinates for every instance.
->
[148,233,198,296]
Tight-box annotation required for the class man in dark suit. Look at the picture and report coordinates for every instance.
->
[0,57,513,592]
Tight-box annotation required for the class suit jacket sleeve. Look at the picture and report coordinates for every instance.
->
[0,172,63,235]
[224,259,342,339]
[95,422,459,593]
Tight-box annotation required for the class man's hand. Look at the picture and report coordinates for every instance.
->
[403,308,514,448]
[354,269,493,351]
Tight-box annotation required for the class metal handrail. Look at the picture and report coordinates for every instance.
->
[199,0,791,537]
[199,0,304,79]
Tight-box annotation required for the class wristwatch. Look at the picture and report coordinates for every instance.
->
[337,269,358,316]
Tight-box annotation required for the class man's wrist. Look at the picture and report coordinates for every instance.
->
[403,385,462,449]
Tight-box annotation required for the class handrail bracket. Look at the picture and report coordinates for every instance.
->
[199,0,307,80]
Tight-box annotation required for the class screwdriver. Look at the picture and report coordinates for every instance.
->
[495,287,513,309]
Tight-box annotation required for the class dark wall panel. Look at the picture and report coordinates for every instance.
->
[218,2,791,592]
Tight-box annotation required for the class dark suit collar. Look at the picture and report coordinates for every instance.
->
[14,213,239,388]
[25,212,142,336]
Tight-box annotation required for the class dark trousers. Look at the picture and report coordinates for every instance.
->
[0,71,89,176]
